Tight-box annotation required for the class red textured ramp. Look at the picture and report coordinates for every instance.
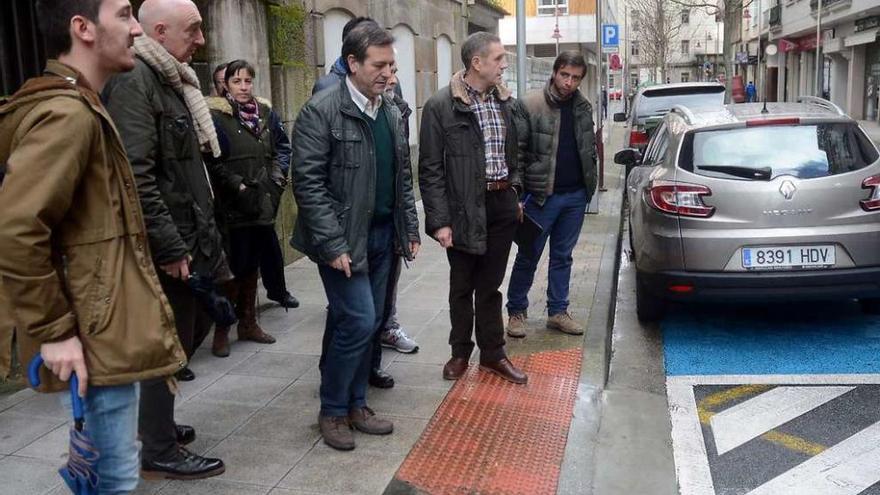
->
[395,348,582,495]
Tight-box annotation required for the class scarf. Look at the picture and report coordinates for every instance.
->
[228,95,260,134]
[547,81,574,105]
[133,36,221,158]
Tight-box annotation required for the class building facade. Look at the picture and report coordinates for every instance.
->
[755,0,880,121]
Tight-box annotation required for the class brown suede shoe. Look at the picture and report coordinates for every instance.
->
[348,406,393,435]
[443,357,469,380]
[319,415,355,451]
[479,357,528,384]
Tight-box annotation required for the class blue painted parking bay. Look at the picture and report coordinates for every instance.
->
[663,301,880,376]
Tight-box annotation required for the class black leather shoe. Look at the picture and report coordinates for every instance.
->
[141,446,225,480]
[268,292,300,309]
[369,368,395,388]
[175,367,195,382]
[175,424,196,446]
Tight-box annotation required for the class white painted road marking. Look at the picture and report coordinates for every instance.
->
[710,386,855,455]
[745,420,880,495]
[668,381,715,495]
[668,375,880,495]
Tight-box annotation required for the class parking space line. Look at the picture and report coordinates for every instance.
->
[746,420,880,495]
[668,381,716,495]
[709,386,854,455]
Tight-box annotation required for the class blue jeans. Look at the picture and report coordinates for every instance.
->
[61,383,140,494]
[507,188,588,317]
[318,221,394,417]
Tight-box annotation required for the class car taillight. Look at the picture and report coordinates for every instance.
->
[646,180,715,218]
[745,117,801,127]
[630,128,649,147]
[860,175,880,211]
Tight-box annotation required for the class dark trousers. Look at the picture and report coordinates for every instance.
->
[447,188,519,363]
[259,227,289,298]
[317,221,394,416]
[228,224,276,278]
[140,275,212,461]
[371,255,402,369]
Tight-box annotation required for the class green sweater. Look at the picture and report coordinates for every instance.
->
[362,105,395,223]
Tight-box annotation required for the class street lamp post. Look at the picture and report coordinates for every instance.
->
[516,0,526,98]
[816,0,823,96]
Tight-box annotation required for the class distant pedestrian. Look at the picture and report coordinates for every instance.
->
[103,0,227,480]
[291,22,420,451]
[746,81,757,102]
[211,62,227,96]
[601,85,608,120]
[419,32,530,385]
[0,0,187,491]
[206,59,291,356]
[506,51,597,339]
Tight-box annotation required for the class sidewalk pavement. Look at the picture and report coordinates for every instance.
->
[0,126,626,495]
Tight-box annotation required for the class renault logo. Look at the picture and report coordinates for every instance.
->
[779,180,797,201]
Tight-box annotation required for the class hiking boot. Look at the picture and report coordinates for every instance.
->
[380,326,419,353]
[319,415,355,451]
[506,313,527,338]
[348,406,393,435]
[547,312,584,335]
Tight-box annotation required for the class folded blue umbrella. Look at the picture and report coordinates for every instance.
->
[28,354,98,495]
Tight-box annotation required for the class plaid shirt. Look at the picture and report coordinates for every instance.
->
[465,83,508,181]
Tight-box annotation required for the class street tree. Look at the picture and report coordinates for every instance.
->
[668,0,757,100]
[629,0,685,83]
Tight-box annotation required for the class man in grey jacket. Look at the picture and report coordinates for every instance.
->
[291,22,420,451]
[102,0,225,480]
[506,51,597,338]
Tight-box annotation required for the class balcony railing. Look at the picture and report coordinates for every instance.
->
[810,0,848,11]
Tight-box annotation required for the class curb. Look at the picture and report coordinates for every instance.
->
[556,130,627,495]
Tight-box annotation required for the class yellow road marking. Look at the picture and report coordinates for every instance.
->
[696,384,827,456]
[761,431,826,456]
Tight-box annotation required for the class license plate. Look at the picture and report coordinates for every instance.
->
[742,245,836,270]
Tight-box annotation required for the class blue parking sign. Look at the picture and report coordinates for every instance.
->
[602,25,619,47]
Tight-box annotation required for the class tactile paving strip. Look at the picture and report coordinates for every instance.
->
[395,348,582,495]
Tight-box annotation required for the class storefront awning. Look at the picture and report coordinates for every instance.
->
[845,29,878,47]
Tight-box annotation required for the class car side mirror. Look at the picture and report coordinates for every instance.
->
[614,148,642,166]
[613,112,627,122]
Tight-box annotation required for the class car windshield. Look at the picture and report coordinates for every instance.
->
[679,123,880,180]
[637,88,725,117]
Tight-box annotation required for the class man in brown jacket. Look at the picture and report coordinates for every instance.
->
[0,0,187,492]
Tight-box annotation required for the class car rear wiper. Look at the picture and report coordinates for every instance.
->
[696,165,772,180]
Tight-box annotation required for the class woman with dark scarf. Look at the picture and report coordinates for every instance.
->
[206,59,291,356]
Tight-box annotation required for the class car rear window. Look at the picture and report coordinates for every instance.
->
[637,87,725,117]
[678,123,880,180]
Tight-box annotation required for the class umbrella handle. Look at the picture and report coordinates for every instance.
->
[27,353,85,424]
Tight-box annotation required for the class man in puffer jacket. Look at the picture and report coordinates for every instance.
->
[505,51,598,339]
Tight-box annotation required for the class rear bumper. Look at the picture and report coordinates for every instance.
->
[641,267,880,302]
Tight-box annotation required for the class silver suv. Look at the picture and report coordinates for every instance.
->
[614,98,880,322]
[616,82,726,153]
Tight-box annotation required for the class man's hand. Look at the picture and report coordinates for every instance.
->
[409,241,421,259]
[239,183,247,192]
[433,227,453,249]
[330,253,352,278]
[160,255,191,280]
[518,201,525,223]
[41,336,88,398]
